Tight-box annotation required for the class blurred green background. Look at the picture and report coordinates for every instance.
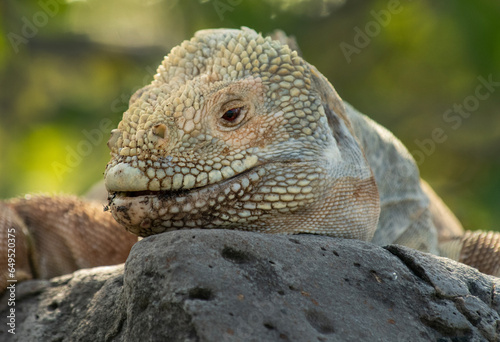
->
[0,0,499,231]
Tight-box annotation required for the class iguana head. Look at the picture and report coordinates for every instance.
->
[105,27,379,239]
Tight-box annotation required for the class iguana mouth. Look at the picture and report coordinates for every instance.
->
[114,188,191,199]
[106,165,267,236]
[109,165,260,200]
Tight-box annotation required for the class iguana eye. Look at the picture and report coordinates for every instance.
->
[218,102,249,130]
[221,107,243,122]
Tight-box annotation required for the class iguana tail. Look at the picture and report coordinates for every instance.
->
[440,231,500,277]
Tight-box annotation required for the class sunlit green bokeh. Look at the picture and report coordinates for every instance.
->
[1,0,499,231]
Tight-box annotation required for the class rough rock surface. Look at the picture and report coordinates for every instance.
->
[1,229,499,342]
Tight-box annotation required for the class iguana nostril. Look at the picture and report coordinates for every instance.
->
[107,129,121,150]
[152,124,167,139]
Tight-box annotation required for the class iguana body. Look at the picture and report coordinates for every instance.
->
[1,28,498,289]
[0,196,137,288]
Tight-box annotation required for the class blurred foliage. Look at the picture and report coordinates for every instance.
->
[0,0,499,231]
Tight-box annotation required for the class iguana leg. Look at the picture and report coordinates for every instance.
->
[0,195,137,290]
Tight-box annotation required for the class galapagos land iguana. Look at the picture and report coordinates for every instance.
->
[1,28,499,289]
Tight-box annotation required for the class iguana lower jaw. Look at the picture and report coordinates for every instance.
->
[106,160,379,239]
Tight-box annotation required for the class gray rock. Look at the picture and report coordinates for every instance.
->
[1,229,499,342]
